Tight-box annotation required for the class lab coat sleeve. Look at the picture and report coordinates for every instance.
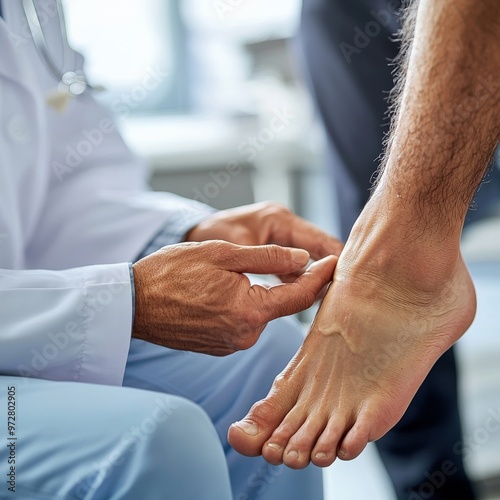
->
[0,263,133,386]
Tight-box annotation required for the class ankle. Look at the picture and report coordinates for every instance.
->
[340,203,463,296]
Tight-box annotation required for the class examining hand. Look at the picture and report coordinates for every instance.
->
[132,240,337,356]
[186,202,343,261]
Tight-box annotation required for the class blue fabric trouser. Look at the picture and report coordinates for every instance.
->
[0,316,323,500]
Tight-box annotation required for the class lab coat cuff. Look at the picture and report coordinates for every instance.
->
[137,205,216,260]
[174,207,217,242]
[80,263,133,386]
[129,262,136,329]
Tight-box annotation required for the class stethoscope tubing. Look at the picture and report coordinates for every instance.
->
[22,0,98,96]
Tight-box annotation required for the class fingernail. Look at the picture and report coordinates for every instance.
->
[306,255,336,272]
[306,259,321,270]
[267,443,282,452]
[232,420,259,436]
[290,249,309,266]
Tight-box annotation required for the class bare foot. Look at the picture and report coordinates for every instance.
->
[228,245,476,469]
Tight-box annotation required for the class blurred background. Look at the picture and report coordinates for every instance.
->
[64,1,500,498]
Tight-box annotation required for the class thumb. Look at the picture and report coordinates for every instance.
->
[251,255,338,321]
[222,244,310,275]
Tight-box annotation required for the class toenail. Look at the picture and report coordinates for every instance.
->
[338,448,347,458]
[315,452,327,460]
[267,443,282,452]
[287,450,299,459]
[232,420,258,436]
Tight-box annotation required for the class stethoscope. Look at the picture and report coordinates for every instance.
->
[21,0,104,110]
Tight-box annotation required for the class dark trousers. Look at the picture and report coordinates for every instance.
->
[299,0,494,497]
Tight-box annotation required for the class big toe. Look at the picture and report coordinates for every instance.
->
[228,398,288,457]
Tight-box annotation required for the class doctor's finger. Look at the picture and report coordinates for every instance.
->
[251,255,338,322]
[219,244,310,275]
[270,215,344,260]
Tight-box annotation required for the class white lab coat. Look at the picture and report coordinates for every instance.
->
[0,0,211,385]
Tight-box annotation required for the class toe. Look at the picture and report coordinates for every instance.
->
[228,396,290,457]
[338,420,370,461]
[282,414,327,469]
[311,415,348,467]
[262,407,306,465]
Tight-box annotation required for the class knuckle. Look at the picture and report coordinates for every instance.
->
[206,239,233,261]
[288,287,316,314]
[260,201,290,219]
[266,244,284,263]
[235,336,256,351]
[232,314,262,350]
[268,202,289,214]
[302,288,318,307]
[249,398,282,423]
[271,372,289,392]
[242,308,264,330]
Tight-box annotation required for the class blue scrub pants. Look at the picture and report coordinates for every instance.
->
[0,317,323,499]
